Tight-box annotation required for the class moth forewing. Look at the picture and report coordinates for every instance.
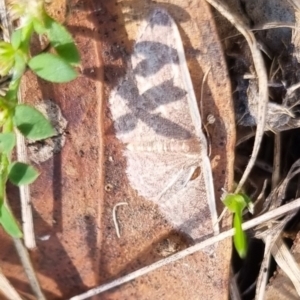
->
[168,10,218,234]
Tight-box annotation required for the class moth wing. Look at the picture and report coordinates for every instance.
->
[109,9,215,238]
[125,150,212,239]
[110,9,198,145]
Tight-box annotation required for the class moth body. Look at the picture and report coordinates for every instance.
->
[127,139,201,154]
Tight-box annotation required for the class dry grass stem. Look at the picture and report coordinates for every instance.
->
[272,134,281,196]
[70,198,300,300]
[13,239,46,300]
[286,82,300,97]
[255,158,300,298]
[0,266,22,299]
[255,214,294,299]
[287,0,300,10]
[256,236,272,300]
[271,238,300,296]
[205,0,269,193]
[254,22,298,31]
[230,268,242,300]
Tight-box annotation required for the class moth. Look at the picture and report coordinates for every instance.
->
[109,8,218,240]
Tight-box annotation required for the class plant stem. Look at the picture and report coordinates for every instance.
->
[13,238,46,299]
[0,265,22,299]
[0,1,36,249]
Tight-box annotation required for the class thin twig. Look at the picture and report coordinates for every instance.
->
[16,85,36,248]
[69,198,300,300]
[286,81,300,97]
[254,22,299,31]
[13,238,46,299]
[230,267,242,300]
[256,236,272,300]
[0,266,22,300]
[200,68,213,156]
[272,134,281,198]
[242,281,257,298]
[112,202,128,238]
[261,133,281,286]
[271,238,300,296]
[205,0,269,193]
[18,181,36,248]
[222,23,299,42]
[287,0,300,10]
[256,149,293,300]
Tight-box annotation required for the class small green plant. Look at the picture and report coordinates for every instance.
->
[0,0,80,237]
[222,192,253,258]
